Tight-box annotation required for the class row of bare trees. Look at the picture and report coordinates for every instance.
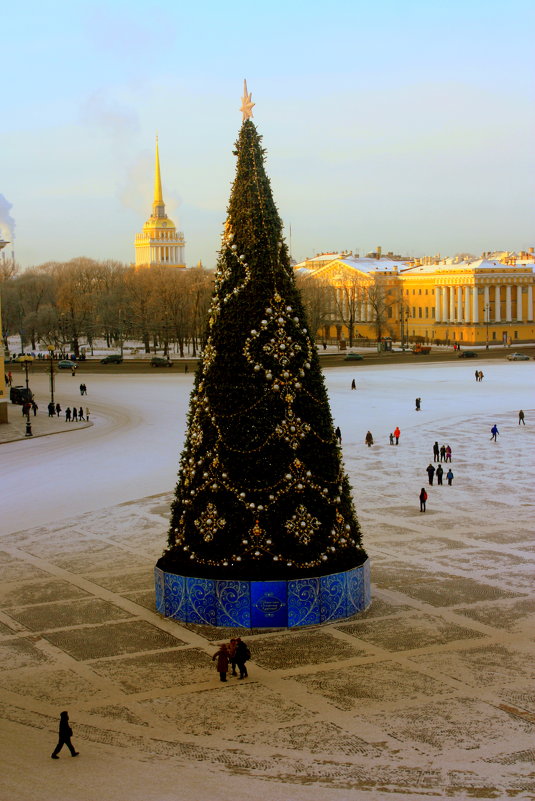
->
[1,259,214,358]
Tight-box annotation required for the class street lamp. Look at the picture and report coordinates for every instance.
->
[47,346,56,406]
[19,355,33,437]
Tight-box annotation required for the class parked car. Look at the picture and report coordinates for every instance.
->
[506,352,530,361]
[459,351,478,358]
[344,352,364,361]
[150,357,173,367]
[58,360,78,370]
[10,385,34,404]
[100,355,123,364]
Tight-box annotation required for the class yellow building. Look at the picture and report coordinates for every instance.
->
[295,251,535,346]
[134,138,186,269]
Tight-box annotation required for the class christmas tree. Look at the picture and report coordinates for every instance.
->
[157,85,367,583]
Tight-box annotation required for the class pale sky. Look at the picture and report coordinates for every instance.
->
[1,0,533,269]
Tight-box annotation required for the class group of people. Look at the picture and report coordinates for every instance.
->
[212,638,250,681]
[432,441,452,462]
[79,383,88,395]
[425,462,454,487]
[474,370,484,382]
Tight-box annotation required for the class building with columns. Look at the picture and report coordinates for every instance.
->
[134,139,186,269]
[295,251,535,345]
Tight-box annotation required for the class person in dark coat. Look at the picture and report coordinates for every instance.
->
[78,407,84,420]
[335,426,341,444]
[446,469,454,485]
[72,407,78,421]
[55,403,61,417]
[426,464,435,485]
[439,444,446,461]
[475,369,479,382]
[31,400,38,416]
[48,401,55,417]
[234,637,249,679]
[415,397,421,411]
[436,465,444,485]
[518,410,525,425]
[490,424,499,441]
[212,644,229,682]
[433,441,439,462]
[419,488,428,512]
[65,407,71,422]
[389,433,394,445]
[351,379,356,390]
[365,431,374,447]
[51,711,79,758]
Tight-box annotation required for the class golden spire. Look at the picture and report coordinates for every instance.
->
[240,79,255,122]
[152,135,165,218]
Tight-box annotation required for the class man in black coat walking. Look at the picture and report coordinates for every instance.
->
[51,711,79,758]
[436,465,444,485]
[426,464,435,485]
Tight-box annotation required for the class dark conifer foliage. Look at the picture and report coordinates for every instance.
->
[158,120,366,580]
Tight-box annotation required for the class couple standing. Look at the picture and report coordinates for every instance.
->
[212,637,250,681]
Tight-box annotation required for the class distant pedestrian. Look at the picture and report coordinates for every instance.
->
[365,431,374,447]
[518,410,525,425]
[48,402,55,417]
[7,371,12,386]
[51,711,79,759]
[474,369,478,382]
[79,384,84,396]
[235,637,250,679]
[184,364,189,373]
[65,407,71,422]
[426,463,435,485]
[322,342,327,350]
[478,370,484,382]
[415,397,421,411]
[55,403,61,417]
[335,426,342,444]
[433,441,439,462]
[436,465,444,485]
[72,407,78,421]
[446,469,454,486]
[212,644,229,682]
[490,424,499,441]
[78,407,84,420]
[85,407,90,421]
[445,445,452,462]
[419,488,428,512]
[351,379,356,390]
[439,444,446,461]
[71,368,76,377]
[394,426,400,445]
[389,433,394,445]
[31,400,38,416]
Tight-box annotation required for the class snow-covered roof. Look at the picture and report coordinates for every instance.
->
[402,258,534,275]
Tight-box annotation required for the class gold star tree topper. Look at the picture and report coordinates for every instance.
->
[240,79,255,121]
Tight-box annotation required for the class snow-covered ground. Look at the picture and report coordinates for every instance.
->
[0,359,534,800]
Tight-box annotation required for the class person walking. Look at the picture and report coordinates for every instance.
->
[55,402,61,417]
[446,468,454,486]
[475,369,479,382]
[490,424,499,441]
[436,465,444,485]
[79,384,84,396]
[351,379,356,390]
[518,410,525,425]
[235,637,250,679]
[426,463,435,485]
[51,711,79,759]
[228,638,238,677]
[433,441,439,462]
[478,370,484,382]
[212,644,229,682]
[335,426,342,444]
[78,407,85,421]
[445,445,452,462]
[48,401,55,417]
[65,407,71,422]
[31,400,38,417]
[394,426,400,445]
[365,431,374,447]
[419,487,428,512]
[72,407,78,421]
[415,397,421,411]
[389,433,394,445]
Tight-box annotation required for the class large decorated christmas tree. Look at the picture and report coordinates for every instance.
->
[157,85,367,595]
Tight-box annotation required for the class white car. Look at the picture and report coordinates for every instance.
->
[506,352,531,361]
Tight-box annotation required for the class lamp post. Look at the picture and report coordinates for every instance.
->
[47,346,56,406]
[20,355,33,436]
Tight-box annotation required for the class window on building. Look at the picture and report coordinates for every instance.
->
[418,308,422,318]
[431,307,435,318]
[418,288,422,295]
[412,289,415,295]
[412,307,416,317]
[387,306,393,318]
[425,307,429,318]
[425,288,428,295]
[460,332,463,340]
[514,331,518,338]
[492,331,496,340]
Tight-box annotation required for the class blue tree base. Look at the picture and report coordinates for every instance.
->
[155,559,371,628]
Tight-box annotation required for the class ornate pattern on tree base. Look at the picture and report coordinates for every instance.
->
[155,560,371,629]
